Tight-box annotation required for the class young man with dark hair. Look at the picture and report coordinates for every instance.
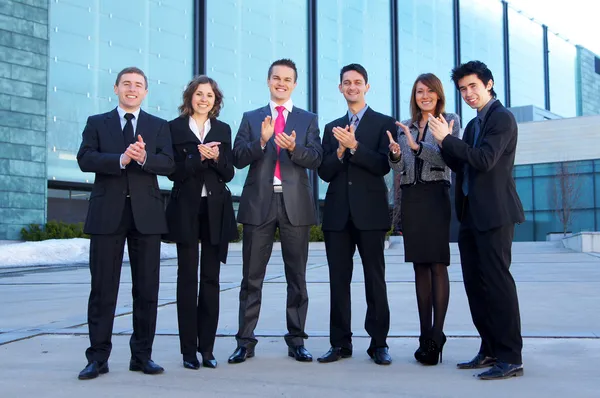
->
[317,63,395,365]
[230,58,323,364]
[428,60,525,380]
[77,67,174,379]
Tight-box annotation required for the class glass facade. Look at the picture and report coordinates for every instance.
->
[459,0,506,122]
[46,0,193,189]
[548,33,577,117]
[398,0,456,120]
[507,7,545,109]
[317,0,391,199]
[206,0,309,197]
[513,160,600,241]
[40,0,598,240]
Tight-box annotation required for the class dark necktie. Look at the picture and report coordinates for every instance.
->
[462,117,481,196]
[123,113,135,147]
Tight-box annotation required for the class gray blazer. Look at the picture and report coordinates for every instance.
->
[232,105,323,226]
[389,113,460,186]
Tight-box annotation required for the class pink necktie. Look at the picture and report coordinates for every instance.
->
[274,106,286,181]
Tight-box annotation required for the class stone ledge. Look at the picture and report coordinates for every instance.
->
[562,231,600,253]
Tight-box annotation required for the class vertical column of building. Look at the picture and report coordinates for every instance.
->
[0,0,49,240]
[576,46,600,116]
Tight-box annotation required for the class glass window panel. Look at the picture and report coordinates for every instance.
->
[534,210,562,241]
[318,0,391,200]
[514,164,532,178]
[206,0,308,197]
[532,163,557,177]
[548,33,577,118]
[47,0,194,188]
[508,7,545,109]
[398,0,455,121]
[596,174,600,208]
[533,176,553,211]
[515,177,533,211]
[459,0,505,122]
[569,210,595,234]
[514,211,534,242]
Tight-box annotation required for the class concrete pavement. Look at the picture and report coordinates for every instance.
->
[1,241,599,397]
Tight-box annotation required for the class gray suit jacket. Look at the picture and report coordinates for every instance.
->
[232,105,323,226]
[390,113,460,186]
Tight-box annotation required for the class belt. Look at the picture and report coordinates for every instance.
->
[273,185,283,193]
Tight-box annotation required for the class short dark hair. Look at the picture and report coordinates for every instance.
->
[178,75,224,119]
[115,66,148,89]
[268,59,298,82]
[339,63,368,84]
[409,73,446,124]
[451,60,497,98]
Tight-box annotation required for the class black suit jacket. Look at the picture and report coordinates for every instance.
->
[318,107,396,231]
[233,105,323,226]
[441,100,525,231]
[164,116,238,262]
[77,108,175,235]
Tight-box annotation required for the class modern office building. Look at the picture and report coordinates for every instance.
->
[1,0,599,241]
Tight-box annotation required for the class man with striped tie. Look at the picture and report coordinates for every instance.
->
[230,59,323,364]
[317,64,396,365]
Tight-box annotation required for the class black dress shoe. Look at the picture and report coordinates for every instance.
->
[288,345,313,362]
[78,361,109,380]
[367,347,392,365]
[228,347,254,364]
[457,353,497,369]
[317,347,353,363]
[201,352,218,368]
[129,359,164,374]
[182,355,200,370]
[477,362,524,380]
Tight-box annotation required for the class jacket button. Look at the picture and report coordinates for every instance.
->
[348,181,352,185]
[208,191,212,195]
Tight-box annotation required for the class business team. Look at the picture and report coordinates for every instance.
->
[77,59,523,381]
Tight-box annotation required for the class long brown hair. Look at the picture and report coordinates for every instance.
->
[178,75,223,118]
[409,73,446,124]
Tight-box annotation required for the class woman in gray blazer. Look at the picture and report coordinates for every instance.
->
[389,73,460,365]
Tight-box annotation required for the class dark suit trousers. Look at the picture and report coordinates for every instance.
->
[236,192,310,348]
[458,200,523,365]
[324,221,390,350]
[176,198,221,356]
[86,198,161,363]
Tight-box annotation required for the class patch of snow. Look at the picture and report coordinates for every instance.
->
[0,239,178,267]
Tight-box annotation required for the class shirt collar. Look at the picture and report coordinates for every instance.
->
[348,104,369,123]
[270,99,293,115]
[117,106,141,120]
[477,98,496,122]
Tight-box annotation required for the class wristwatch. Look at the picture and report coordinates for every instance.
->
[349,143,358,155]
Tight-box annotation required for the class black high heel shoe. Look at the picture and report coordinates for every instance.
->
[417,331,446,366]
[201,352,217,369]
[414,336,426,362]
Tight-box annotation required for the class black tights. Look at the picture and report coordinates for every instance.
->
[413,263,450,337]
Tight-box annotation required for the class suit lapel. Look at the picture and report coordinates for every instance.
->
[136,109,149,144]
[474,100,501,147]
[105,108,124,148]
[203,119,220,144]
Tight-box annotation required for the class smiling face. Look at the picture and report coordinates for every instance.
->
[191,83,215,117]
[114,72,147,112]
[414,81,438,114]
[339,70,370,106]
[458,73,493,111]
[267,65,297,104]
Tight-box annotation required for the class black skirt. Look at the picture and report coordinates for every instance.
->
[400,183,451,265]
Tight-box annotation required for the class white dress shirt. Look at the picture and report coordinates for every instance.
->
[268,99,293,185]
[189,116,211,197]
[117,106,143,168]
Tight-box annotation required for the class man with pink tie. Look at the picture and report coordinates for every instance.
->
[230,59,323,363]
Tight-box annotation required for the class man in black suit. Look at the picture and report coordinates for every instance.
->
[317,64,395,365]
[429,60,525,380]
[229,59,322,364]
[76,67,174,380]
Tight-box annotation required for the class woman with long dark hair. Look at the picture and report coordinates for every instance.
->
[389,73,460,365]
[165,76,238,369]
